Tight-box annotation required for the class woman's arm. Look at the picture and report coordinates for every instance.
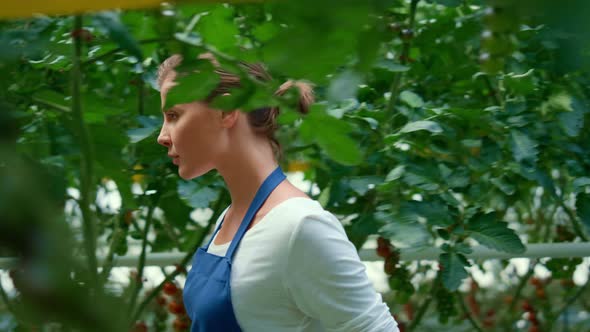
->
[284,211,400,332]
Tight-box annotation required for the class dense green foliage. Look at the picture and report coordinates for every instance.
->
[1,0,589,331]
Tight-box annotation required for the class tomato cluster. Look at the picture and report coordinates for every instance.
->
[522,300,540,332]
[162,281,191,331]
[377,237,414,304]
[530,277,546,300]
[134,280,191,332]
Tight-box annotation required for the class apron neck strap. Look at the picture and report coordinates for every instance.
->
[203,166,286,259]
[226,166,286,260]
[203,207,229,250]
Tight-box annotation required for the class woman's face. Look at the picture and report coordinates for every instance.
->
[157,77,223,180]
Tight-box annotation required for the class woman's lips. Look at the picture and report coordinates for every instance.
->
[173,157,179,165]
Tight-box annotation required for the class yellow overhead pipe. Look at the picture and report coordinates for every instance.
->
[0,0,254,19]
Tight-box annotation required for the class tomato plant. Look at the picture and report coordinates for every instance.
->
[1,0,589,331]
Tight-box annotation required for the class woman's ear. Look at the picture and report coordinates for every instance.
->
[220,110,240,128]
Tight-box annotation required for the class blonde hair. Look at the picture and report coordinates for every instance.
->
[157,53,314,161]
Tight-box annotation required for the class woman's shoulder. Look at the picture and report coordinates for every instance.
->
[265,196,328,230]
[212,196,330,237]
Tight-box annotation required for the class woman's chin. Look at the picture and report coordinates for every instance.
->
[178,168,193,180]
[178,165,209,180]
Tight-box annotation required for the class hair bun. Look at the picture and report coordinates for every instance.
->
[275,80,314,114]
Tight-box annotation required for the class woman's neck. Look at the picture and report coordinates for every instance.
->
[215,137,278,220]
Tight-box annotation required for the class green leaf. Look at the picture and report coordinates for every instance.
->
[348,176,383,196]
[356,24,384,73]
[510,129,538,163]
[558,96,587,137]
[174,32,202,46]
[159,184,193,229]
[262,0,373,82]
[178,181,219,209]
[385,165,405,182]
[399,90,424,108]
[93,12,143,60]
[401,165,441,192]
[455,243,473,255]
[299,104,362,165]
[429,0,463,6]
[127,127,157,144]
[444,167,470,189]
[468,212,525,254]
[252,21,280,42]
[327,70,363,102]
[573,177,590,193]
[111,173,137,210]
[90,123,128,177]
[32,90,70,112]
[165,60,220,109]
[198,6,239,53]
[375,60,410,72]
[402,200,454,227]
[440,252,468,291]
[576,193,590,231]
[277,110,300,125]
[437,228,450,240]
[490,177,516,195]
[127,116,161,143]
[399,120,442,134]
[379,220,430,248]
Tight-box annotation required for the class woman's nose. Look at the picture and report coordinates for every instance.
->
[157,127,171,147]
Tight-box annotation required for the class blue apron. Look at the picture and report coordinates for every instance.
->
[183,166,286,332]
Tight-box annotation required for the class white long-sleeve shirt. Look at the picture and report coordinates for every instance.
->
[203,197,399,332]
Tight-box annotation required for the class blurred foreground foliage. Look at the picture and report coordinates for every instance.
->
[0,0,589,331]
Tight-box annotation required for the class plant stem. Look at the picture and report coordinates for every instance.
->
[542,205,558,242]
[127,198,159,317]
[138,76,145,116]
[483,76,502,106]
[510,261,536,312]
[456,292,484,332]
[407,294,432,331]
[385,0,420,131]
[158,218,182,249]
[130,190,229,323]
[72,15,99,290]
[546,276,590,331]
[560,202,588,241]
[499,260,537,330]
[98,213,126,285]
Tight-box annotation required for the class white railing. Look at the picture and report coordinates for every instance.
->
[1,242,589,269]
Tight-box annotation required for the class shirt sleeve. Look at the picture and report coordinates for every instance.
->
[284,211,400,332]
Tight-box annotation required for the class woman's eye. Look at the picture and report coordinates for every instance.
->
[165,112,178,121]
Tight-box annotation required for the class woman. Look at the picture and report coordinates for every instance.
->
[156,54,399,332]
